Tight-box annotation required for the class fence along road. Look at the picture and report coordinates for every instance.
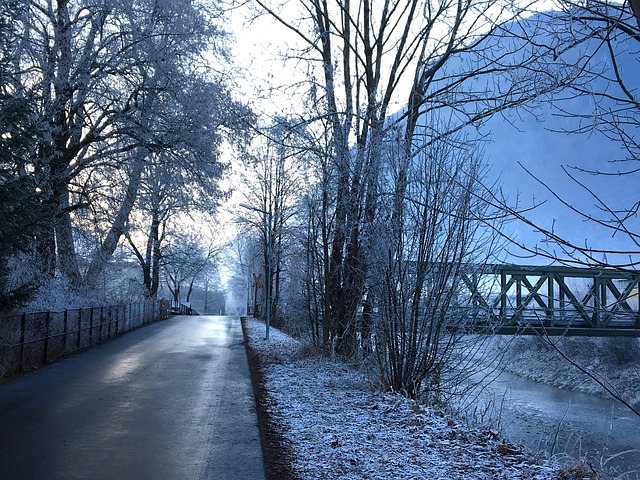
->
[0,315,265,480]
[0,301,171,379]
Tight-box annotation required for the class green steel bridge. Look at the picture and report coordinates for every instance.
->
[455,264,640,337]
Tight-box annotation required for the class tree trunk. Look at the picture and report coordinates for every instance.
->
[186,279,195,302]
[150,229,161,298]
[631,0,640,29]
[55,206,82,287]
[34,205,56,279]
[84,157,144,288]
[142,208,162,298]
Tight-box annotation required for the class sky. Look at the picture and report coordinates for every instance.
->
[481,64,640,265]
[227,3,305,118]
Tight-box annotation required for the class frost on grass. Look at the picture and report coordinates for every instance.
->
[245,319,559,479]
[245,319,304,364]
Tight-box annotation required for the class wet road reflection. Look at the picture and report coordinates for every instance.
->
[0,315,264,480]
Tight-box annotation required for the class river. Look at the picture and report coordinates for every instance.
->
[462,369,640,478]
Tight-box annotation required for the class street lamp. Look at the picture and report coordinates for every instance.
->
[239,202,272,341]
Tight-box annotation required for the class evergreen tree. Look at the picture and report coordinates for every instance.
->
[0,1,41,310]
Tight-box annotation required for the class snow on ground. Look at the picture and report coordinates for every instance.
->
[244,319,567,480]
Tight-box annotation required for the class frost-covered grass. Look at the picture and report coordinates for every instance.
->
[244,319,567,479]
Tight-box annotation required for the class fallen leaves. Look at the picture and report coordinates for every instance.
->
[497,440,524,456]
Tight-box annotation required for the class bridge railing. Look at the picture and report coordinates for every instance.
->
[454,264,640,336]
[0,300,172,380]
[170,301,199,315]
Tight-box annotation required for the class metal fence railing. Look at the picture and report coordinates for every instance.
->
[0,299,172,380]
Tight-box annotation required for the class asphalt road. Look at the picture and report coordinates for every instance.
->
[0,315,265,480]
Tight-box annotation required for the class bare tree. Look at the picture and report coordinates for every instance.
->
[122,78,247,300]
[245,0,575,356]
[369,120,501,397]
[238,118,309,326]
[224,236,257,316]
[163,232,219,306]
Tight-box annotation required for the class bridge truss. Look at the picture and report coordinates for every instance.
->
[457,264,640,337]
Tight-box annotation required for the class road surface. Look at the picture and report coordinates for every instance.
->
[0,315,265,480]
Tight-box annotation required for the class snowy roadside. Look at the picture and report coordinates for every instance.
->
[242,318,570,480]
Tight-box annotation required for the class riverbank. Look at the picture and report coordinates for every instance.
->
[494,336,640,410]
[458,335,640,478]
[241,318,597,479]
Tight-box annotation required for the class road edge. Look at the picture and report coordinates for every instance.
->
[240,316,298,480]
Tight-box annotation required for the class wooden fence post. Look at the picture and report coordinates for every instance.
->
[19,313,26,374]
[99,306,104,342]
[42,311,50,366]
[63,309,68,354]
[89,307,94,346]
[77,308,82,350]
